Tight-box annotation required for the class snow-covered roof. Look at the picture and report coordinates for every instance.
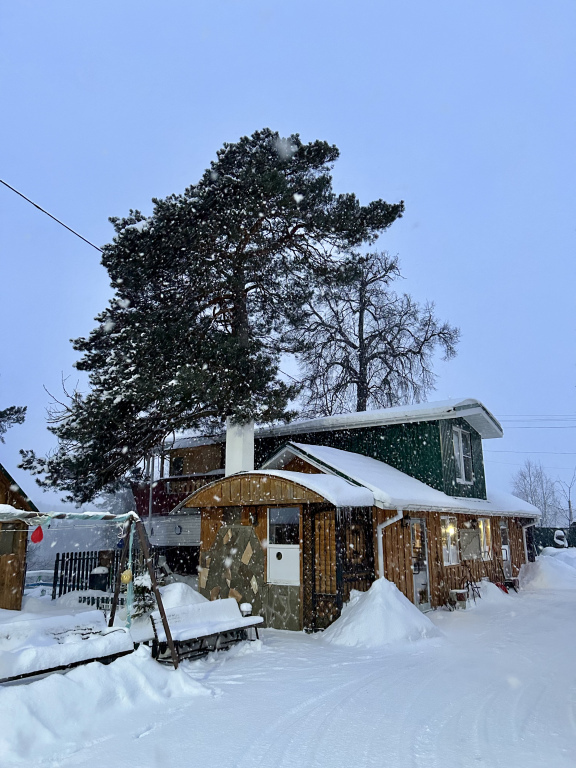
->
[262,443,540,518]
[0,505,139,525]
[246,470,374,507]
[171,398,503,450]
[256,398,503,440]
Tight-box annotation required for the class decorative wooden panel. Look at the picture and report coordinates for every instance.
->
[185,474,326,508]
[314,511,337,595]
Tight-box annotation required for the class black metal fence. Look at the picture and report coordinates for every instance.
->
[51,550,122,599]
[51,546,159,600]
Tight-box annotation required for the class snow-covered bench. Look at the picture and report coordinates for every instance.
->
[150,598,263,664]
[0,610,134,684]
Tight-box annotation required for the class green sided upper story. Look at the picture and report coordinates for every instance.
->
[252,399,502,501]
[168,399,503,502]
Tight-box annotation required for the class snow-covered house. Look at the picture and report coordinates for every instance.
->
[166,399,540,630]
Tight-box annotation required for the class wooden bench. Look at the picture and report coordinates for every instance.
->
[149,598,264,665]
[0,609,134,684]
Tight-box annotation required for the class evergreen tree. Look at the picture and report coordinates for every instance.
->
[21,129,403,503]
[0,404,26,442]
[288,252,459,415]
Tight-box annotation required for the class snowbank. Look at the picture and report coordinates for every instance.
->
[477,580,510,606]
[322,578,439,649]
[0,610,134,681]
[0,646,210,763]
[520,552,576,590]
[540,546,576,565]
[159,581,207,609]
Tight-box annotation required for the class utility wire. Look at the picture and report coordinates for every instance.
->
[486,450,576,455]
[0,179,103,253]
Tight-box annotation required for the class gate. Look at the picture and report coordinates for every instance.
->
[308,507,374,631]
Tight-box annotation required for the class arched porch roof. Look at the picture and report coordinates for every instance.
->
[182,470,374,508]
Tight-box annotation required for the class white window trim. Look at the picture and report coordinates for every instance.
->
[453,426,473,485]
[441,515,460,566]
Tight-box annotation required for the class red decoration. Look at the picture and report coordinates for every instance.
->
[30,526,44,543]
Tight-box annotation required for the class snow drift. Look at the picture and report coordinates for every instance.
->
[475,579,510,606]
[159,581,207,609]
[322,578,439,648]
[0,646,210,763]
[520,549,576,590]
[0,610,133,681]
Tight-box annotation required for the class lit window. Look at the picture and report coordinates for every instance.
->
[441,516,459,565]
[453,427,473,483]
[478,518,492,560]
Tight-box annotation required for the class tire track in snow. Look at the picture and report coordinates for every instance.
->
[230,663,399,768]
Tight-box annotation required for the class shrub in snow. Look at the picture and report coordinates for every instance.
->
[132,572,156,619]
[322,578,439,649]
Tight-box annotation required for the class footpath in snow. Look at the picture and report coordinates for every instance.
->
[1,564,575,768]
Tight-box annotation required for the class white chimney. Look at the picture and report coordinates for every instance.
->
[225,418,254,476]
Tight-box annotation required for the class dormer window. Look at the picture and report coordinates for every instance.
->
[453,427,473,484]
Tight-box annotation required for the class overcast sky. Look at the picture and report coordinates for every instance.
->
[1,1,575,509]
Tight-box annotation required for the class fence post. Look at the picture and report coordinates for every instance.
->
[51,553,60,601]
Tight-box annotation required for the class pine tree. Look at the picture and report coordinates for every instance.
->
[20,129,403,503]
[0,404,26,442]
[131,572,156,620]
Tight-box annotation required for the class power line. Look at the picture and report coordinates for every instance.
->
[0,179,103,253]
[503,426,576,429]
[486,450,576,455]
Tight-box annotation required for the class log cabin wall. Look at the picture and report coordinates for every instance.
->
[375,510,529,610]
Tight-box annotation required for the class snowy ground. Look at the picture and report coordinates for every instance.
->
[2,581,575,768]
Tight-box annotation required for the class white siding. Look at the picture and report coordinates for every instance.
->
[148,514,201,546]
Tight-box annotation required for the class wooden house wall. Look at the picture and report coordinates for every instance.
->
[0,521,28,611]
[169,444,224,476]
[283,456,323,474]
[0,467,37,512]
[373,509,413,602]
[375,510,528,609]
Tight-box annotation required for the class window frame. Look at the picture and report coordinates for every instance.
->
[477,517,492,561]
[440,515,460,566]
[453,426,473,485]
[267,506,300,546]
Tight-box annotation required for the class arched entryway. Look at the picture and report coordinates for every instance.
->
[184,472,374,631]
